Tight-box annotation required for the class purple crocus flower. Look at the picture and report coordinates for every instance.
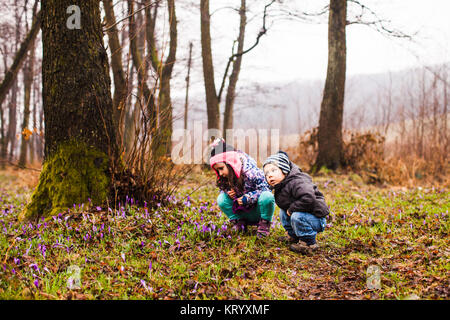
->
[96,206,102,211]
[30,263,39,272]
[33,279,39,288]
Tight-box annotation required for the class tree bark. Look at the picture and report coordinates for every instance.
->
[145,0,177,157]
[128,0,156,133]
[21,0,120,220]
[314,0,347,171]
[19,4,39,168]
[223,0,246,137]
[7,74,18,162]
[103,0,127,135]
[184,42,193,131]
[30,75,37,165]
[18,38,36,168]
[200,0,220,132]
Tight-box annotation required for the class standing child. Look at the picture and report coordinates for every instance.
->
[209,138,275,237]
[263,151,329,254]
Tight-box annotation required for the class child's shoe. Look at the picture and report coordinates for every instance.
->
[289,240,319,255]
[256,219,271,238]
[277,234,299,244]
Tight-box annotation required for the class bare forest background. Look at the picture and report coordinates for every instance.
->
[0,0,448,187]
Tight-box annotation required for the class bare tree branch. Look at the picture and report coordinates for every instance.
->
[217,0,276,103]
[0,10,41,109]
[346,0,415,39]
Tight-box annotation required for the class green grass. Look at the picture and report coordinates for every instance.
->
[0,169,448,299]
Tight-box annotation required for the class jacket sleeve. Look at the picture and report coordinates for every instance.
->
[242,170,270,205]
[240,154,270,205]
[287,180,316,214]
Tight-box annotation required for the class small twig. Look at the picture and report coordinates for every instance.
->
[326,255,343,267]
[38,291,59,300]
[3,236,17,264]
[185,183,208,198]
[103,0,163,32]
[0,160,41,172]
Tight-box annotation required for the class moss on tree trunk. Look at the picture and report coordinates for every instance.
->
[20,140,110,220]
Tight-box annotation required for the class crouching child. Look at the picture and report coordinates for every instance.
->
[263,151,329,254]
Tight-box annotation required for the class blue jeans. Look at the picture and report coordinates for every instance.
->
[279,209,326,242]
[217,191,275,223]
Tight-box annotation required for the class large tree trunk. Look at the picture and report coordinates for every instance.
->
[200,0,220,132]
[314,0,347,171]
[20,0,119,220]
[223,0,246,137]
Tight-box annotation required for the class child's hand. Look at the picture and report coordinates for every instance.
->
[228,190,236,199]
[237,197,244,206]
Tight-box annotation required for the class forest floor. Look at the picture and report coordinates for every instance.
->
[0,165,448,300]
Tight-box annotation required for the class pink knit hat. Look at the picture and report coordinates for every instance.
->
[209,138,242,178]
[210,151,243,178]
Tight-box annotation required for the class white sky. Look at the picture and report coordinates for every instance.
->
[202,0,450,83]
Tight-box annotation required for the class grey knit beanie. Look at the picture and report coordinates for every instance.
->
[263,151,291,174]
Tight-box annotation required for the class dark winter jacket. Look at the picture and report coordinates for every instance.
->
[271,162,329,218]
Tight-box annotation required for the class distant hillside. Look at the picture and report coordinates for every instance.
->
[172,63,449,138]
